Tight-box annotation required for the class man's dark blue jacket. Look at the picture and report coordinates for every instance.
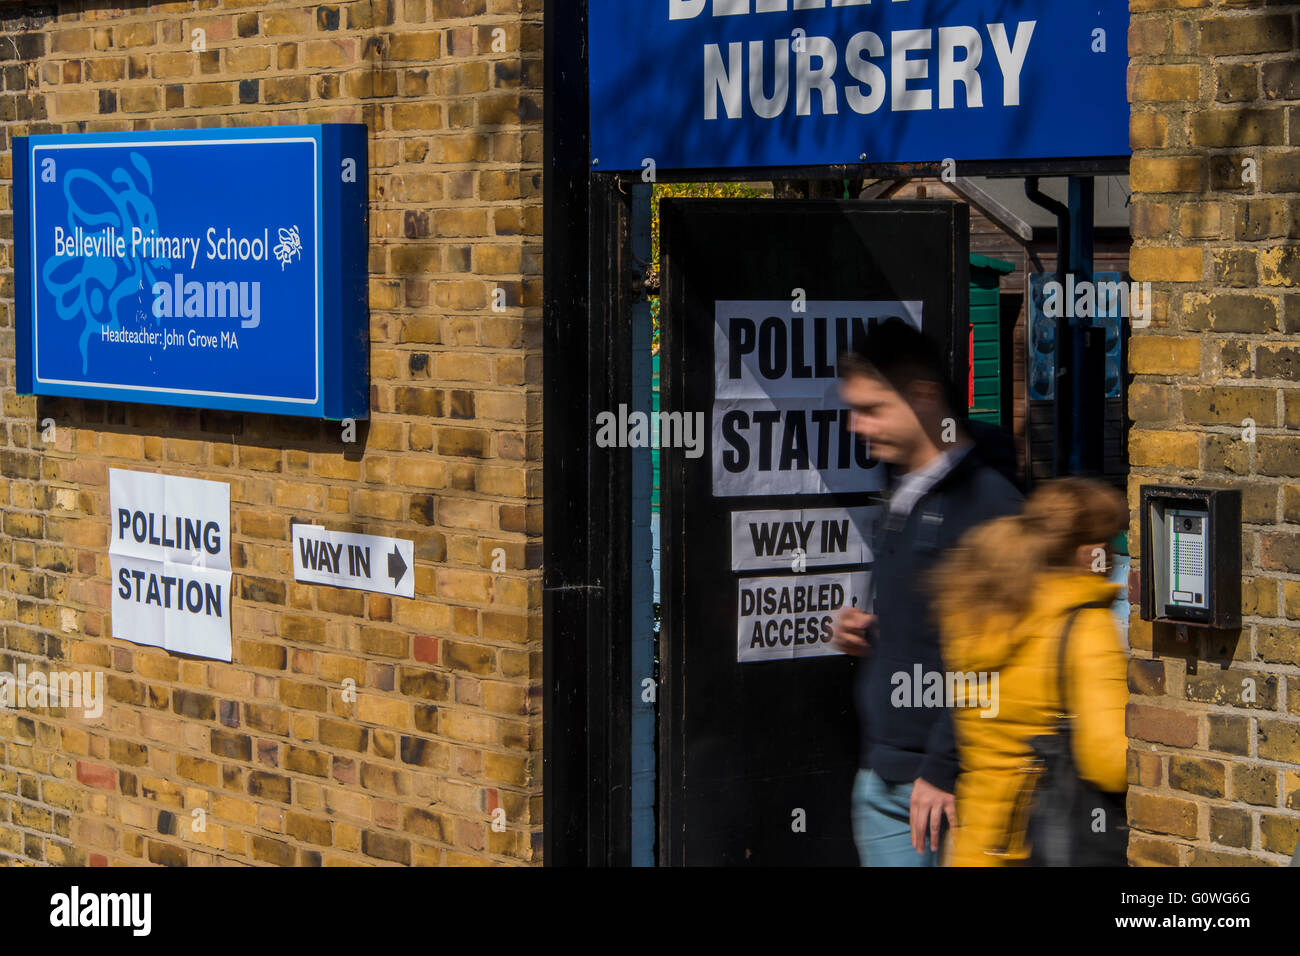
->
[855,433,1023,793]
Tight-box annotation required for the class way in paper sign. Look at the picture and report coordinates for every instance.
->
[292,524,415,598]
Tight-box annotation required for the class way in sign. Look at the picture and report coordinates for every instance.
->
[291,524,415,598]
[750,517,851,558]
[298,536,371,577]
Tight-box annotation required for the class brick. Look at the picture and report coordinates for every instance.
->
[173,690,216,721]
[1191,109,1284,148]
[250,835,295,866]
[1168,756,1225,798]
[1128,791,1198,839]
[304,38,353,68]
[1128,835,1182,867]
[1130,158,1202,195]
[1258,438,1300,477]
[318,719,369,752]
[356,694,411,729]
[1260,814,1300,856]
[1209,806,1251,849]
[1263,61,1300,101]
[176,755,219,787]
[1237,580,1279,616]
[388,31,440,60]
[362,829,411,864]
[284,746,331,777]
[436,427,488,458]
[75,761,117,791]
[1181,387,1274,426]
[278,680,328,711]
[1127,659,1165,698]
[1257,626,1300,667]
[1128,430,1198,469]
[116,21,156,47]
[210,729,253,761]
[1285,771,1300,811]
[285,812,333,846]
[1129,17,1167,57]
[147,840,187,867]
[1231,763,1277,807]
[150,51,195,79]
[1207,713,1251,757]
[1258,719,1300,763]
[262,10,312,35]
[1216,63,1258,103]
[1198,15,1293,57]
[1132,65,1200,102]
[1128,750,1162,790]
[1188,847,1258,867]
[1236,200,1296,242]
[1178,202,1221,239]
[247,772,292,804]
[1182,293,1276,332]
[264,75,309,104]
[1185,669,1277,710]
[1127,703,1199,747]
[1260,246,1300,289]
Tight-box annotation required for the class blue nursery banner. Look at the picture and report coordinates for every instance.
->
[13,124,368,419]
[588,0,1130,171]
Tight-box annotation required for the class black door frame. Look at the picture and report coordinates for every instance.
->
[542,0,1128,866]
[542,0,635,865]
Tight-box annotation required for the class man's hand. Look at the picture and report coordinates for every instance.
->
[909,776,956,855]
[831,608,875,657]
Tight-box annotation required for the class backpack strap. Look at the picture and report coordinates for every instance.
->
[1052,598,1118,718]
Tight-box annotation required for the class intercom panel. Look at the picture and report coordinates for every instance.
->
[1140,486,1240,629]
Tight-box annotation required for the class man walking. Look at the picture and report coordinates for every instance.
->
[833,318,1022,866]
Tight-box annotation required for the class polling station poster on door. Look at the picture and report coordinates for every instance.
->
[658,199,965,864]
[713,299,921,497]
[109,468,233,661]
[713,300,917,660]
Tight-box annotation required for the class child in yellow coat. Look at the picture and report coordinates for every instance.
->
[930,478,1130,866]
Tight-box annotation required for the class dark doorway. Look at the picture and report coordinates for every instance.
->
[657,199,969,865]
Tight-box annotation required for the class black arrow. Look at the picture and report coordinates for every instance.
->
[387,546,407,587]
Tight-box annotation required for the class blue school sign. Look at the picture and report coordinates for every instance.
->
[588,0,1129,171]
[12,124,368,419]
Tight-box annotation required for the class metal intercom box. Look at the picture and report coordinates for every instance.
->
[1139,485,1240,629]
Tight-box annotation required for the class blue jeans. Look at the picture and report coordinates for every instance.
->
[850,768,945,867]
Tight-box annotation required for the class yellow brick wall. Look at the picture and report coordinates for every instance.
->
[0,0,543,865]
[1126,0,1300,866]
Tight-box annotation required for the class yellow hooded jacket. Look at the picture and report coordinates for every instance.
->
[939,572,1129,866]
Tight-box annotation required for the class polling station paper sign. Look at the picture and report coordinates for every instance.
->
[589,0,1129,170]
[736,571,869,662]
[731,505,874,571]
[109,469,232,662]
[292,524,416,599]
[11,124,368,419]
[712,299,921,496]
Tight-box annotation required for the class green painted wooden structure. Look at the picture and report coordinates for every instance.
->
[968,253,1016,425]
